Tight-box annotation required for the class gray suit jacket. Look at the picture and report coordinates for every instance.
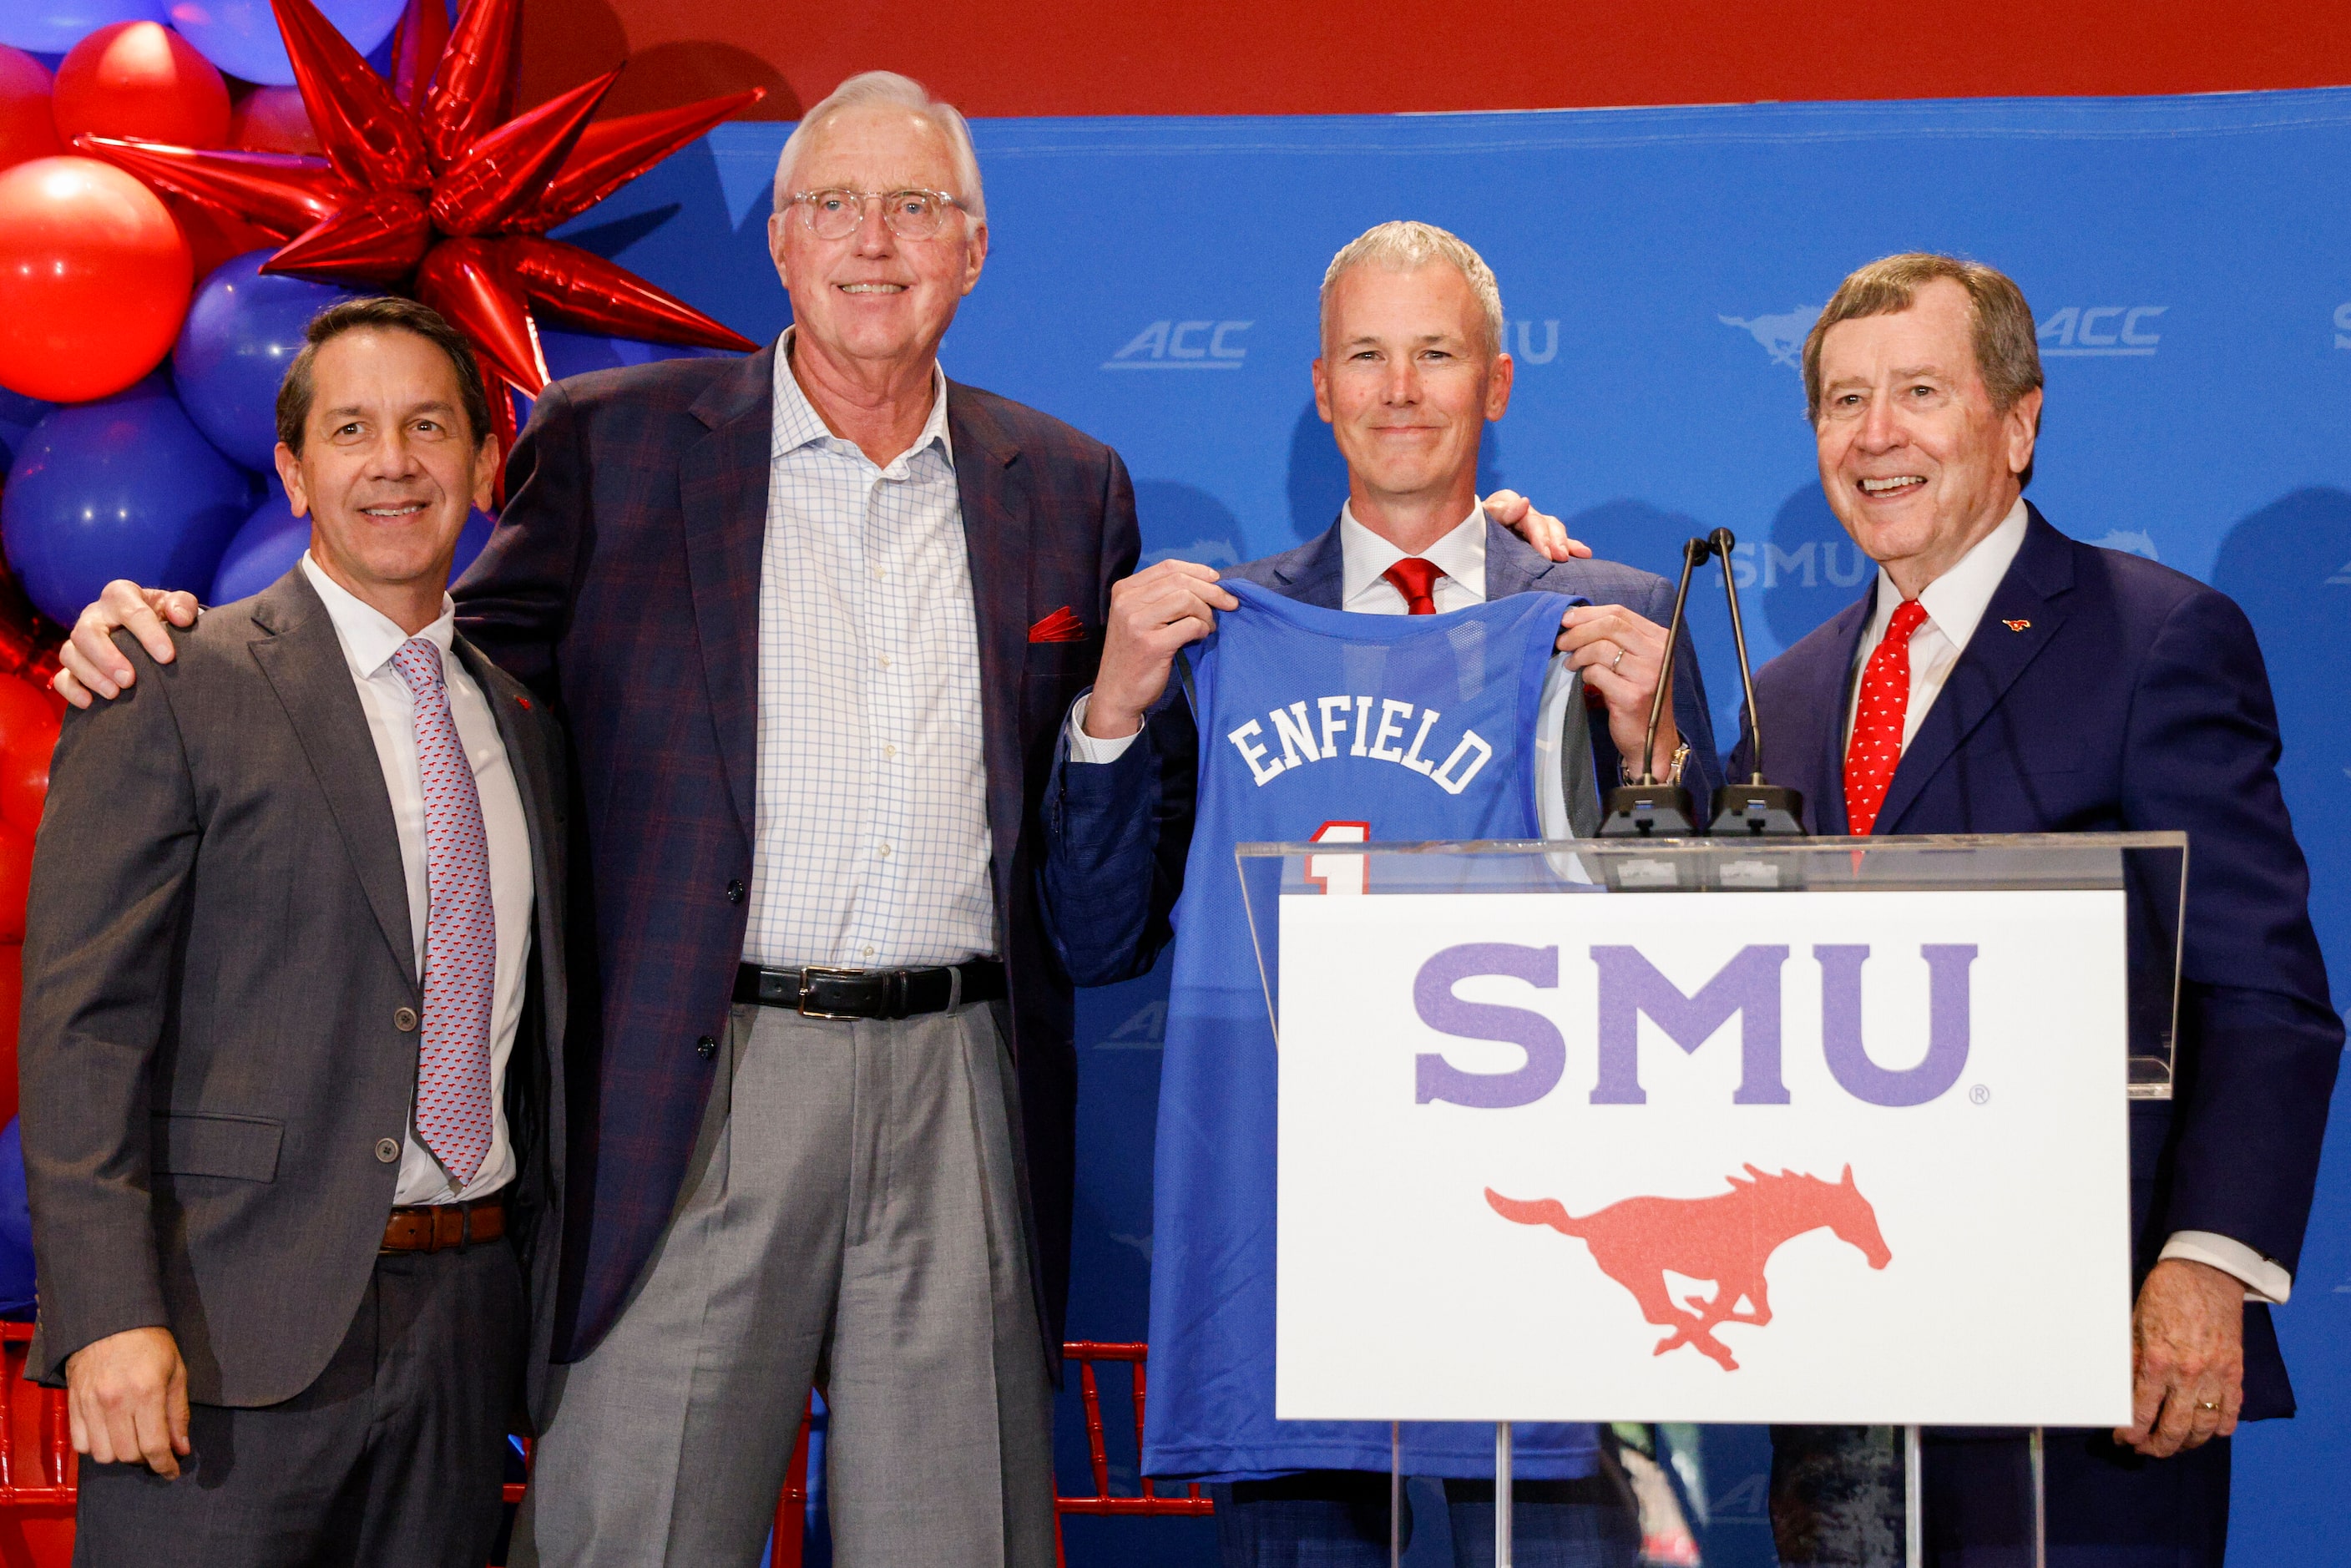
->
[18,567,569,1419]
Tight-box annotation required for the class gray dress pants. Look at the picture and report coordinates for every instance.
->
[513,998,1056,1568]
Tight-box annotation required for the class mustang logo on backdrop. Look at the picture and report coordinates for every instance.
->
[1486,1165,1891,1371]
[1718,306,1821,367]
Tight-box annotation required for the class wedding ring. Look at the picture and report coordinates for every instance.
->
[1610,647,1626,674]
[2196,1400,2221,1411]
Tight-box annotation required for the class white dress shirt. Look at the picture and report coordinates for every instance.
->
[301,554,533,1205]
[1069,504,1590,837]
[745,329,996,969]
[1839,503,2290,1303]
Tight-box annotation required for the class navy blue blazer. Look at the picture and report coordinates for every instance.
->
[1043,517,1720,986]
[1727,505,2340,1419]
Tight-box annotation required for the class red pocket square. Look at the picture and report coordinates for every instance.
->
[1028,606,1086,643]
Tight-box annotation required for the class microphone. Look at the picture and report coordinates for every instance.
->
[1704,527,1807,836]
[1598,536,1708,838]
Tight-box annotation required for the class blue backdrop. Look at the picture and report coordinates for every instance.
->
[551,87,2351,1565]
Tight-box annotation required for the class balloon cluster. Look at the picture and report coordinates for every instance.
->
[0,0,754,632]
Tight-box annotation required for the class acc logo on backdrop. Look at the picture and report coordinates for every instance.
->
[2038,306,2165,357]
[1719,306,1821,367]
[1105,321,1252,370]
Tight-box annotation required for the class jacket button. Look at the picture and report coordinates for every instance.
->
[375,1138,400,1163]
[695,1035,718,1060]
[393,1007,419,1032]
[726,879,746,904]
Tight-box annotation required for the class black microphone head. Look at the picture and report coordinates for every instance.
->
[1710,526,1737,558]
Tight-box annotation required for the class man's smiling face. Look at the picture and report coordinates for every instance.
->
[1312,261,1511,508]
[276,326,493,601]
[1813,277,2040,589]
[766,103,988,370]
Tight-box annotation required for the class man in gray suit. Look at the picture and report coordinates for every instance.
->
[18,296,567,1566]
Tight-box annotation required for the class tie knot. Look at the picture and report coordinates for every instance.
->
[1888,599,1930,641]
[389,637,445,695]
[1382,557,1443,614]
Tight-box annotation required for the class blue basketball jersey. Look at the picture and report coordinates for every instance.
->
[1144,579,1602,1481]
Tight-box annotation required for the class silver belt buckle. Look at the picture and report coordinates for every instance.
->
[796,965,864,1019]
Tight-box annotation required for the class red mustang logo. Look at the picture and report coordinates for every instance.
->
[1486,1165,1891,1371]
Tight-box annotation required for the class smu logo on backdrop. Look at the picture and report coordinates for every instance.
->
[1412,941,1977,1109]
[1719,306,1820,368]
[2038,305,2166,357]
[1104,320,1252,370]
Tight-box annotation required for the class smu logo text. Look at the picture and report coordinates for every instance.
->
[1226,693,1493,794]
[2038,306,2165,357]
[1412,941,1976,1109]
[1104,320,1251,370]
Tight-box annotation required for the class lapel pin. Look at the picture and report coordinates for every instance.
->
[517,695,533,709]
[2003,620,2031,631]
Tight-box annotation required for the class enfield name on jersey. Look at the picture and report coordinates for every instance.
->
[1224,692,1494,795]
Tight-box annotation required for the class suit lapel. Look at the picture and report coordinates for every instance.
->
[949,382,1033,888]
[1272,519,1347,608]
[1873,510,2075,834]
[679,346,775,843]
[246,569,417,985]
[1481,516,1553,600]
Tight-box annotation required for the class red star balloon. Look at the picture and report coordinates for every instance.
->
[73,0,761,464]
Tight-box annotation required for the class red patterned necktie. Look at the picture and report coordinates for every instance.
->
[1382,557,1443,615]
[390,638,497,1186]
[1843,599,1931,837]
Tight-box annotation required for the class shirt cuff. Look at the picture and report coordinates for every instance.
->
[1065,692,1142,765]
[2159,1231,2292,1304]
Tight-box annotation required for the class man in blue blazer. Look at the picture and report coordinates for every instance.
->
[1732,253,2339,1566]
[1045,222,1719,1567]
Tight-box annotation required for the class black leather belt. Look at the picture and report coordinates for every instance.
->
[733,959,1006,1019]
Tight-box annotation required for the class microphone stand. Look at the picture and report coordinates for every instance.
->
[1597,537,1707,837]
[1704,527,1806,835]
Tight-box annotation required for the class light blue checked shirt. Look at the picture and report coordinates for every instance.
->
[743,331,998,969]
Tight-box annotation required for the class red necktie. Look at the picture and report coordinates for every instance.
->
[1382,557,1443,615]
[1843,599,1931,837]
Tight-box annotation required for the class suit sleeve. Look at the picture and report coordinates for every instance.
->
[18,635,200,1380]
[1608,574,1722,799]
[453,378,593,694]
[2125,588,2342,1275]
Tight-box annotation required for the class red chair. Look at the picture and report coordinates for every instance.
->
[1052,1341,1213,1567]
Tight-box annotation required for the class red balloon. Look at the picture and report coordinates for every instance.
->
[0,823,28,943]
[0,678,57,839]
[53,22,231,152]
[0,46,61,173]
[0,155,192,403]
[227,85,321,157]
[0,941,20,1127]
[168,191,276,282]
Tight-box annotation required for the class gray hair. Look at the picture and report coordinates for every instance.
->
[1319,221,1505,357]
[771,71,987,223]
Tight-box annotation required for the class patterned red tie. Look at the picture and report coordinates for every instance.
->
[1843,599,1931,837]
[390,638,497,1186]
[1382,557,1443,615]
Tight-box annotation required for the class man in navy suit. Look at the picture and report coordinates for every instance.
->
[1045,221,1719,1567]
[1731,252,2339,1566]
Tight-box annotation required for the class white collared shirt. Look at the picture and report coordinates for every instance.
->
[1069,503,1592,838]
[301,553,533,1205]
[745,328,996,969]
[1834,503,2290,1304]
[1842,498,2029,749]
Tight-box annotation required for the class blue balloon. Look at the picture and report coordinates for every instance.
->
[211,476,495,605]
[174,250,360,473]
[0,0,165,55]
[0,386,53,473]
[3,377,257,625]
[169,0,404,88]
[0,1119,32,1318]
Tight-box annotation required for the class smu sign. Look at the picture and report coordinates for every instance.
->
[1274,887,2135,1426]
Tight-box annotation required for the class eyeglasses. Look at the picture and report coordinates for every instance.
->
[785,188,967,241]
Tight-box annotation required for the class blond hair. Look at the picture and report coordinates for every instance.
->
[1320,221,1504,357]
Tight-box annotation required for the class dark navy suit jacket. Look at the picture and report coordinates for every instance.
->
[454,344,1138,1361]
[1728,505,2340,1419]
[1044,517,1719,985]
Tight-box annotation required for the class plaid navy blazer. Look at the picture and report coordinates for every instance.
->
[456,343,1139,1362]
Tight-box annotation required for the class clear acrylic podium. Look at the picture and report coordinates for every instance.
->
[1236,833,2187,1568]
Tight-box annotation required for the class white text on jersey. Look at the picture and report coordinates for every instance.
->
[1225,695,1494,796]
